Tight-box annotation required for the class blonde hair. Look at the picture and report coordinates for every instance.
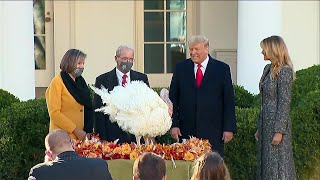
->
[260,35,295,80]
[191,152,231,180]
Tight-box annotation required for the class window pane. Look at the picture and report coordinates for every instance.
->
[166,0,186,10]
[33,0,45,34]
[34,36,46,69]
[167,43,186,73]
[144,0,164,10]
[166,12,186,42]
[144,44,164,73]
[144,12,164,42]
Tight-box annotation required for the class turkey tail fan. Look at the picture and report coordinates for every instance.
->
[90,84,111,106]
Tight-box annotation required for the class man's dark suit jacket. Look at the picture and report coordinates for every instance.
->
[93,68,149,143]
[169,55,236,156]
[28,151,113,180]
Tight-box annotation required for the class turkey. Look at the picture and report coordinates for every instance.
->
[92,81,172,146]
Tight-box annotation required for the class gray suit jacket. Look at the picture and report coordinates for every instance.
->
[28,151,113,180]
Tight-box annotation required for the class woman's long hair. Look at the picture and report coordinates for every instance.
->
[260,35,295,80]
[191,152,231,180]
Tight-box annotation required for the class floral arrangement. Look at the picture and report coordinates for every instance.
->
[75,134,212,161]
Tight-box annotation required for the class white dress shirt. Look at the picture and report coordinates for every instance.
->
[193,55,209,78]
[116,68,131,86]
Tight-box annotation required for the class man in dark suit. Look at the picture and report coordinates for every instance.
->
[93,45,149,143]
[169,35,236,156]
[28,129,113,180]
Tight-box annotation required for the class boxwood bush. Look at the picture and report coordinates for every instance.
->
[291,65,320,108]
[233,85,259,108]
[0,89,19,110]
[0,99,49,180]
[224,107,259,180]
[291,90,320,179]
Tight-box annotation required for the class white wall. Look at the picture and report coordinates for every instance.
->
[54,1,135,85]
[282,1,320,71]
[199,1,238,52]
[0,1,35,100]
[237,1,282,94]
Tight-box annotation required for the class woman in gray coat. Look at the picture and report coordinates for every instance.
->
[255,35,296,180]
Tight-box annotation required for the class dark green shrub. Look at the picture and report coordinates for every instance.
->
[0,98,49,180]
[291,65,320,108]
[291,90,320,179]
[233,85,258,108]
[224,107,259,180]
[0,89,19,110]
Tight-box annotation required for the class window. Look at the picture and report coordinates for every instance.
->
[143,0,187,74]
[33,0,54,88]
[33,0,46,69]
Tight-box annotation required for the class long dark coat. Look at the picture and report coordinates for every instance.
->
[257,64,296,180]
[169,56,236,156]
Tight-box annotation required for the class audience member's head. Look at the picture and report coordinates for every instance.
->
[133,152,166,180]
[45,129,75,161]
[191,152,231,180]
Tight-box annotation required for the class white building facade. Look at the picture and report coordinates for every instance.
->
[1,1,319,100]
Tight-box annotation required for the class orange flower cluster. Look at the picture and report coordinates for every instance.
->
[75,135,212,161]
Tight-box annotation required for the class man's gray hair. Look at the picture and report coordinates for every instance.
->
[115,45,134,57]
[188,35,210,48]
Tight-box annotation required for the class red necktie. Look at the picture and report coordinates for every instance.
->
[122,74,127,87]
[196,64,203,88]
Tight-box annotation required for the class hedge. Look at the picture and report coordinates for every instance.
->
[233,85,259,108]
[291,90,320,179]
[291,65,320,109]
[0,99,49,180]
[224,107,259,180]
[0,89,19,110]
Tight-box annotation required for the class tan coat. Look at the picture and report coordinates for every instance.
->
[45,74,84,139]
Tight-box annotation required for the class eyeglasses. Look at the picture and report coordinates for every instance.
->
[118,57,134,62]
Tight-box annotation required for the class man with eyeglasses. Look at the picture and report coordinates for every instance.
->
[28,129,113,180]
[93,45,149,144]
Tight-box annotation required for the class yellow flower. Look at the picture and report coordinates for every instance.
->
[102,144,112,153]
[93,143,100,149]
[130,150,139,160]
[184,151,195,161]
[121,144,132,155]
[113,147,121,154]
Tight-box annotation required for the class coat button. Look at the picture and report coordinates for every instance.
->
[80,110,83,112]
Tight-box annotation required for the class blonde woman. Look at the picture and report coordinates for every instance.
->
[191,152,231,180]
[255,35,296,180]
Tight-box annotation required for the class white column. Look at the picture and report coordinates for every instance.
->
[237,1,282,94]
[0,1,35,101]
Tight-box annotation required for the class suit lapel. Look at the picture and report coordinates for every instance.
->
[200,57,216,88]
[186,60,197,88]
[259,64,271,92]
[130,70,139,81]
[110,68,119,87]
